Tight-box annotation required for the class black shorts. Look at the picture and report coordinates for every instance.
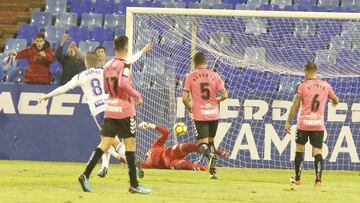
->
[296,129,324,149]
[194,120,219,140]
[101,117,136,138]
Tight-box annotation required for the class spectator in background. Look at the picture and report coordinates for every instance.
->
[94,46,107,67]
[56,33,86,85]
[8,32,55,84]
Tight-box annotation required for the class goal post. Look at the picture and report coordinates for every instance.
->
[126,7,360,170]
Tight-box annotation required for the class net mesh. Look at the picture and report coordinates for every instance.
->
[131,11,360,170]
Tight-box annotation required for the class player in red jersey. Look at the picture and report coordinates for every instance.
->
[182,52,228,179]
[285,61,339,187]
[138,122,229,171]
[78,36,151,194]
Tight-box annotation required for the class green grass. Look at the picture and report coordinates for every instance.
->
[0,160,359,203]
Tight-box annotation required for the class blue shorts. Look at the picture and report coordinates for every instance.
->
[93,112,105,130]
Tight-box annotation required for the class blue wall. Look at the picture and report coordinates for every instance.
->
[0,84,359,170]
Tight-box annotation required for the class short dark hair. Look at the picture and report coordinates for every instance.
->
[95,46,106,53]
[304,61,317,73]
[35,32,45,40]
[114,36,128,52]
[193,52,207,66]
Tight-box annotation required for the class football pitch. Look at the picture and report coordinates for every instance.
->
[0,160,359,203]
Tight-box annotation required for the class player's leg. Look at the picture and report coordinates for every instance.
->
[310,131,325,187]
[79,118,117,192]
[120,117,151,194]
[194,121,211,158]
[291,129,308,185]
[207,120,219,179]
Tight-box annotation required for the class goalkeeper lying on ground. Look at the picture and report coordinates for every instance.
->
[138,122,229,171]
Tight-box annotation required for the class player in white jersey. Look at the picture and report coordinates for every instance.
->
[39,45,152,177]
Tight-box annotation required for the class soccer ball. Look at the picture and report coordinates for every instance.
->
[174,122,187,136]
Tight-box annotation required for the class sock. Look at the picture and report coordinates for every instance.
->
[294,152,304,181]
[198,143,211,158]
[314,154,324,182]
[101,151,111,169]
[125,151,139,188]
[83,148,104,179]
[208,141,216,154]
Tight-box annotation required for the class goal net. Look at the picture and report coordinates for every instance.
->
[127,8,360,170]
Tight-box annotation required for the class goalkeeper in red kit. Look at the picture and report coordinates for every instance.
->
[138,122,229,171]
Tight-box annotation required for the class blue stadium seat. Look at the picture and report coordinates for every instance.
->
[235,4,250,10]
[68,26,89,43]
[31,12,52,29]
[244,18,268,35]
[45,0,67,15]
[18,59,29,70]
[94,0,116,15]
[284,4,307,11]
[4,38,28,53]
[268,18,293,39]
[315,50,338,65]
[232,33,256,50]
[81,13,103,30]
[104,14,126,29]
[102,41,115,56]
[90,27,113,43]
[17,24,39,45]
[331,6,353,12]
[317,20,341,40]
[258,4,280,10]
[50,60,63,84]
[224,0,246,6]
[247,0,269,9]
[255,71,280,92]
[281,34,305,49]
[139,0,163,7]
[244,47,266,63]
[293,20,316,37]
[200,0,222,4]
[189,3,210,9]
[266,47,291,64]
[78,41,101,53]
[211,3,234,9]
[318,0,340,8]
[114,28,125,37]
[288,48,313,67]
[342,22,360,33]
[45,26,66,44]
[69,0,92,16]
[304,35,329,52]
[256,34,279,50]
[293,0,317,7]
[341,0,355,7]
[271,0,292,9]
[163,2,186,8]
[307,6,327,12]
[55,12,78,29]
[329,35,352,51]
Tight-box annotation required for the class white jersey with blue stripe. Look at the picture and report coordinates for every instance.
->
[46,67,107,116]
[45,50,144,117]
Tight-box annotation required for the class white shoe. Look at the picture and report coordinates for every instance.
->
[138,122,150,129]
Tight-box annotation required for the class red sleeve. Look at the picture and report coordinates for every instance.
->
[15,47,31,59]
[43,48,55,64]
[328,83,336,100]
[183,74,191,92]
[118,67,141,99]
[216,73,225,91]
[103,70,109,94]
